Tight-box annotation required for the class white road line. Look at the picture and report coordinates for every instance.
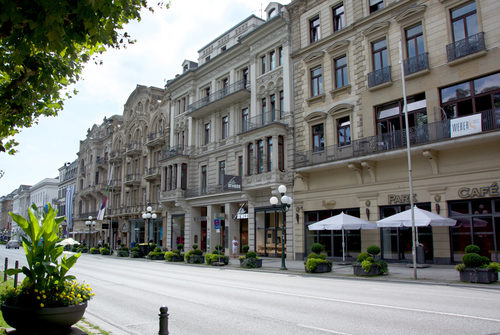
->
[297,324,353,334]
[229,284,500,323]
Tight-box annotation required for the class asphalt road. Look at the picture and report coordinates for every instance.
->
[1,247,500,335]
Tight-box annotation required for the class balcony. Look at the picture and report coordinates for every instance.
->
[185,183,241,198]
[296,109,500,169]
[404,53,429,76]
[144,166,160,181]
[109,151,123,163]
[146,131,166,148]
[241,111,291,134]
[367,66,391,88]
[188,79,250,117]
[159,145,191,162]
[96,157,108,168]
[126,142,142,156]
[446,32,486,63]
[160,188,186,203]
[124,174,141,186]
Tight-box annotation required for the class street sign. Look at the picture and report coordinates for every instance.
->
[214,218,220,230]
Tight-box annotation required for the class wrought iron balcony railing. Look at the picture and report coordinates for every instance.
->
[446,32,485,62]
[296,109,500,168]
[159,145,191,161]
[404,53,429,76]
[367,66,391,88]
[241,111,291,134]
[188,79,250,114]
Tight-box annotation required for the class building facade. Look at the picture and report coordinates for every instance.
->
[0,191,15,239]
[56,160,78,237]
[11,185,31,237]
[288,0,500,263]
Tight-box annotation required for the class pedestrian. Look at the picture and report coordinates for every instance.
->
[232,236,239,258]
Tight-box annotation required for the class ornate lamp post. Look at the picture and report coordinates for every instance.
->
[269,184,293,271]
[85,216,96,248]
[142,205,157,244]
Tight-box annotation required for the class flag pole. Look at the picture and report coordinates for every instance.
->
[399,40,417,280]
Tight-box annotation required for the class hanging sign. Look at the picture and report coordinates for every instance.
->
[450,114,482,138]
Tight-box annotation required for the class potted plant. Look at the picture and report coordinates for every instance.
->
[89,247,100,254]
[352,245,388,276]
[184,244,204,264]
[239,250,262,268]
[130,246,141,258]
[147,247,165,260]
[164,247,184,262]
[117,246,129,257]
[456,244,499,283]
[305,243,332,273]
[0,204,94,334]
[206,245,229,266]
[99,244,111,255]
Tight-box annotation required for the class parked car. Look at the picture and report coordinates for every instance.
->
[6,239,20,249]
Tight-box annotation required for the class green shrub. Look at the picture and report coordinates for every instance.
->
[246,251,257,259]
[192,244,198,250]
[242,245,250,253]
[154,247,162,253]
[311,243,324,254]
[455,263,466,272]
[100,247,111,255]
[366,245,381,256]
[117,250,129,257]
[131,246,140,252]
[89,247,100,254]
[214,245,224,254]
[307,252,326,260]
[193,249,203,255]
[464,244,480,254]
[305,257,330,272]
[165,251,179,261]
[205,253,228,265]
[241,257,260,268]
[462,253,486,268]
[71,245,79,252]
[487,262,500,272]
[177,243,183,251]
[356,252,370,263]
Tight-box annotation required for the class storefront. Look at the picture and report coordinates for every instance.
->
[171,214,185,250]
[255,207,285,258]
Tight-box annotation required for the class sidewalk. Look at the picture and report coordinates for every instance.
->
[225,256,500,288]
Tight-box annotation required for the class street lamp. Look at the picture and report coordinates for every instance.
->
[270,184,293,271]
[85,216,96,248]
[142,205,157,244]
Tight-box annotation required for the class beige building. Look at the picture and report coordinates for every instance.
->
[288,0,500,263]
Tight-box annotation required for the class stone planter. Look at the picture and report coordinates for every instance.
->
[240,258,263,268]
[459,268,498,283]
[148,254,165,260]
[2,301,87,334]
[170,255,184,262]
[353,263,382,276]
[306,262,332,273]
[187,255,205,264]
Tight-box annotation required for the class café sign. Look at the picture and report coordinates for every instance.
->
[458,182,499,199]
[388,194,418,205]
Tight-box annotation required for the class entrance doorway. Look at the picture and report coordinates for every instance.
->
[255,208,285,257]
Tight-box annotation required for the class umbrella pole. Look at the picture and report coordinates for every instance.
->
[342,228,345,263]
[400,40,417,280]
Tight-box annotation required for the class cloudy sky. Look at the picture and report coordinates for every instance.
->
[0,0,291,195]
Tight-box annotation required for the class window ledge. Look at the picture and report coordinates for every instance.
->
[405,68,430,80]
[306,93,326,106]
[330,85,351,98]
[368,80,392,91]
[447,49,487,67]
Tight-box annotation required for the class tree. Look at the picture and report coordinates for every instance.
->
[0,0,167,154]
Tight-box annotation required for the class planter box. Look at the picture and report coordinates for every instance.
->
[170,255,184,262]
[240,258,263,268]
[148,254,165,260]
[306,262,332,273]
[459,268,498,283]
[353,263,382,276]
[188,255,205,264]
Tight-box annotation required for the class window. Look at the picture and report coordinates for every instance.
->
[205,56,211,62]
[238,156,243,176]
[219,161,225,185]
[261,55,266,74]
[270,94,276,121]
[201,165,207,194]
[242,68,249,85]
[311,66,323,97]
[247,143,254,175]
[333,3,345,32]
[312,124,325,152]
[205,86,210,97]
[405,24,424,59]
[440,72,500,119]
[451,1,478,43]
[372,38,388,71]
[167,166,172,190]
[173,164,177,190]
[181,163,187,190]
[369,0,384,13]
[262,98,267,124]
[267,137,273,171]
[241,108,249,132]
[278,136,284,171]
[222,116,228,139]
[204,123,210,145]
[257,140,264,174]
[337,116,351,146]
[278,47,283,66]
[270,50,276,70]
[310,16,321,43]
[221,45,226,52]
[221,78,229,94]
[334,55,348,88]
[279,91,284,119]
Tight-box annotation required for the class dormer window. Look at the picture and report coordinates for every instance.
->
[268,8,276,19]
[183,64,188,72]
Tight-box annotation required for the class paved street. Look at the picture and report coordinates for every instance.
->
[1,247,500,335]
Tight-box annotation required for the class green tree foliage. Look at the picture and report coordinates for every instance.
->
[0,0,168,154]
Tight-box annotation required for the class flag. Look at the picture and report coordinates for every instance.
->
[65,185,74,229]
[97,164,114,221]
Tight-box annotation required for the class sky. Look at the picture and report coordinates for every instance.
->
[0,0,291,196]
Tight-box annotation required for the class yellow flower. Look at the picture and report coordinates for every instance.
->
[43,295,46,299]
[36,296,41,300]
[34,289,38,293]
[40,303,44,308]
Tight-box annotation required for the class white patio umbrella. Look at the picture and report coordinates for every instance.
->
[376,206,457,228]
[56,237,81,247]
[308,212,376,262]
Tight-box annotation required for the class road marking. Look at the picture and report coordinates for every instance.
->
[231,285,500,324]
[297,324,353,334]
